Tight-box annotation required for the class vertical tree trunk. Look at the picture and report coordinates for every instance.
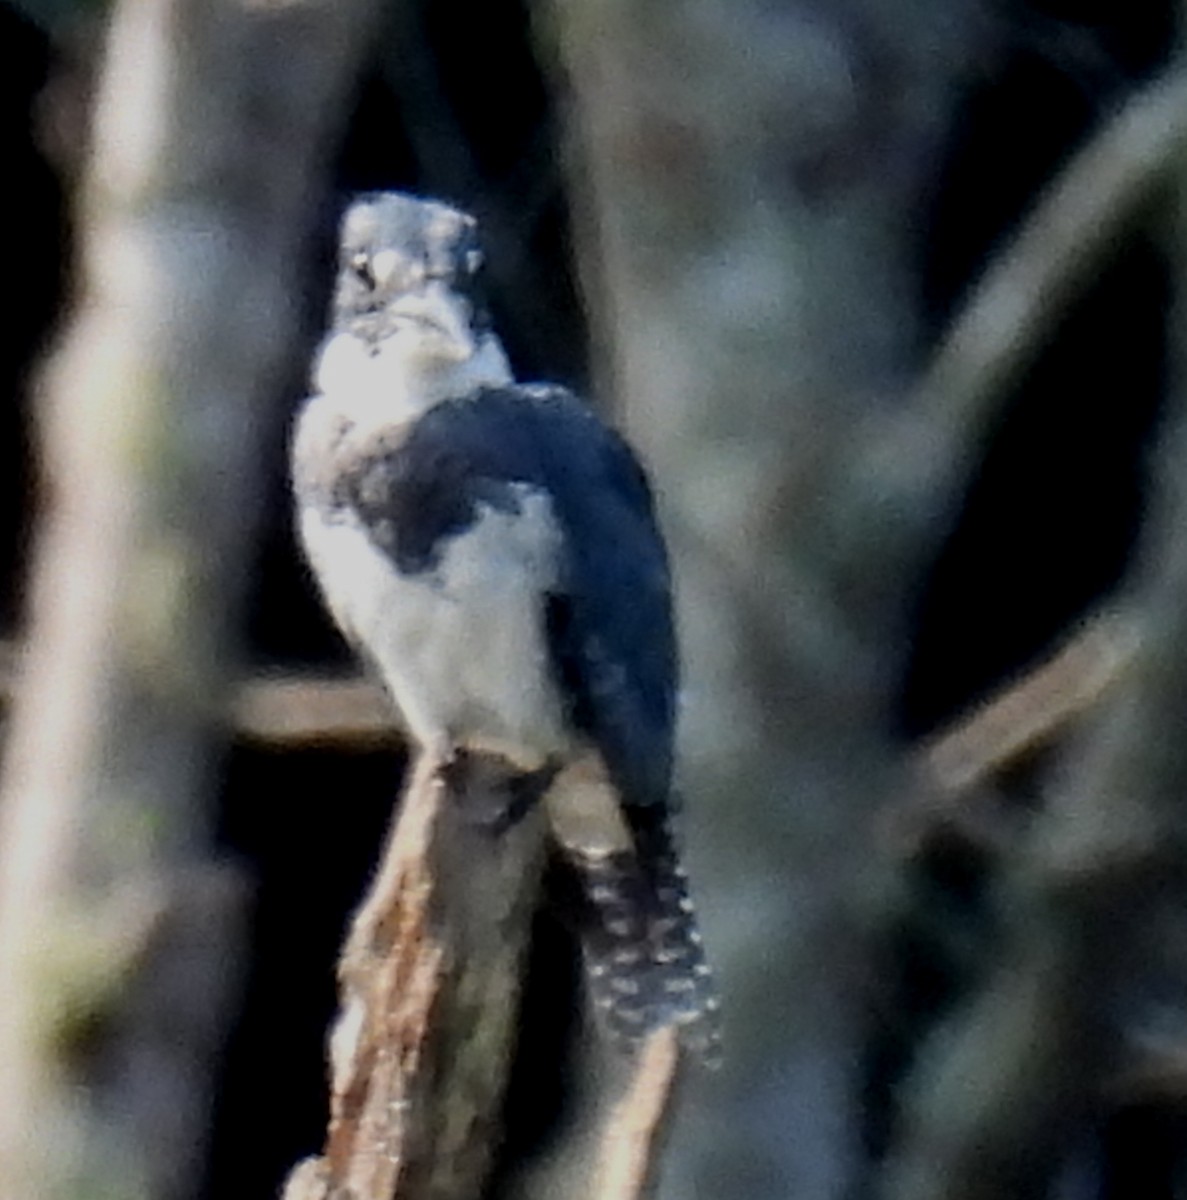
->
[0,1,381,1196]
[552,2,983,1195]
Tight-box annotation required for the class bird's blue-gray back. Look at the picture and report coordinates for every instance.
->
[338,384,678,812]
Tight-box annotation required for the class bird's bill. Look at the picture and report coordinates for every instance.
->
[391,280,477,362]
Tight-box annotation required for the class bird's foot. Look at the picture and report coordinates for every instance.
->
[435,750,556,835]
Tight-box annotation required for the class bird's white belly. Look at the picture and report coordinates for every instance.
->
[299,493,570,768]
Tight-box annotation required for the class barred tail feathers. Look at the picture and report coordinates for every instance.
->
[569,817,721,1061]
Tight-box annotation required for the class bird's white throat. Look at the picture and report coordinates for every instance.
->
[314,327,513,432]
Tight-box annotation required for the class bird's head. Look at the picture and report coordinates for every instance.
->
[333,192,493,365]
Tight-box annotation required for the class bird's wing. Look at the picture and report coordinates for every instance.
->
[340,384,678,809]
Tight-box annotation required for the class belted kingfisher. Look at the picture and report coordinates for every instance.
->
[291,192,718,1057]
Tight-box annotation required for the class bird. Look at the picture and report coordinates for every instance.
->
[291,191,719,1058]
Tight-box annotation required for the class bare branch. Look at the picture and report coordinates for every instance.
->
[878,614,1140,863]
[882,63,1187,1195]
[230,671,397,751]
[919,613,1138,797]
[0,642,399,751]
[915,66,1187,452]
[2,609,1145,790]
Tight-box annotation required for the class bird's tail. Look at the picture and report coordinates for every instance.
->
[566,813,721,1062]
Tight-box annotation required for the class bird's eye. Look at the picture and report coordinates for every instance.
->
[350,253,376,290]
[420,248,452,283]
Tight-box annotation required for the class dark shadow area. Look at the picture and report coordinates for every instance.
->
[0,5,66,628]
[903,1,1172,734]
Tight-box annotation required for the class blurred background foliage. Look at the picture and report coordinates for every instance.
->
[0,1,1182,1198]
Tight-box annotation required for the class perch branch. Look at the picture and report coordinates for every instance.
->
[282,753,548,1200]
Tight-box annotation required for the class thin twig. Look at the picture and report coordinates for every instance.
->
[916,66,1187,445]
[0,641,398,750]
[920,612,1139,796]
[846,66,1187,627]
[230,671,398,750]
[877,614,1139,861]
[592,1028,682,1200]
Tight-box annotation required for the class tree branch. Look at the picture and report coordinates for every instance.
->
[918,614,1138,798]
[283,754,548,1200]
[914,65,1187,455]
[229,670,398,751]
[882,51,1187,1194]
[871,614,1140,868]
